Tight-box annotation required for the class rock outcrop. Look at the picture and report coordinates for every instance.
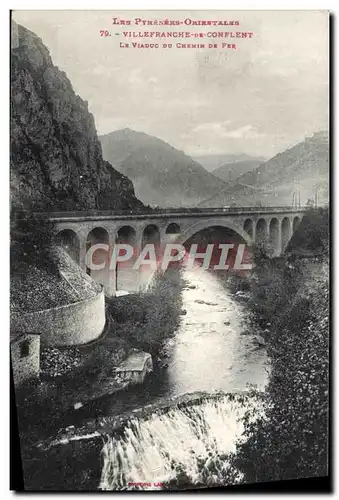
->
[11,21,144,212]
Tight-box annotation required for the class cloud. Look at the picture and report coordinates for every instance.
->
[128,68,142,85]
[188,122,265,141]
[222,125,266,139]
[148,76,158,84]
[191,120,231,134]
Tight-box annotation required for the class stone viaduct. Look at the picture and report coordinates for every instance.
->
[47,206,307,296]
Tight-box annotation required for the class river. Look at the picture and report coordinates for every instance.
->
[98,265,270,490]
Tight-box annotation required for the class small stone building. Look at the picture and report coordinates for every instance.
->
[114,349,153,385]
[10,331,41,387]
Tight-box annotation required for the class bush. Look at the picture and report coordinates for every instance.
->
[234,262,329,482]
[106,268,183,354]
[287,207,329,255]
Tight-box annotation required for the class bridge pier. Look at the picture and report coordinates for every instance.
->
[105,232,116,297]
[251,224,256,243]
[275,229,282,257]
[281,217,293,254]
[86,229,116,297]
[268,218,281,257]
[78,231,88,273]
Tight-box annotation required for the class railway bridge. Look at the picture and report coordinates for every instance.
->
[49,206,307,295]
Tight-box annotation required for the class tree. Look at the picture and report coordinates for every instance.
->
[11,211,57,273]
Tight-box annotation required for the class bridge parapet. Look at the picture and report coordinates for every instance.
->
[34,205,309,222]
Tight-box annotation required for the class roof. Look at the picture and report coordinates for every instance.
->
[115,349,152,373]
[10,330,41,343]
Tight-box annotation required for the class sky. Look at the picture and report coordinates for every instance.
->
[13,10,329,158]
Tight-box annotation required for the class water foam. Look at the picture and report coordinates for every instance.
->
[99,393,264,490]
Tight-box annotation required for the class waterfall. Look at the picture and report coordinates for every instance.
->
[99,393,265,490]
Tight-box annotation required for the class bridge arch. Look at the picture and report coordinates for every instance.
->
[256,218,267,243]
[166,222,181,235]
[54,229,80,263]
[142,224,161,247]
[243,218,254,238]
[175,219,252,246]
[115,226,138,293]
[116,225,136,245]
[86,226,109,276]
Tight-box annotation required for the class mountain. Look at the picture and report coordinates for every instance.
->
[212,160,261,182]
[193,154,266,173]
[236,131,329,205]
[11,22,143,212]
[99,129,229,207]
[198,132,329,207]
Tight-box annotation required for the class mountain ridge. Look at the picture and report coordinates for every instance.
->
[212,160,261,182]
[193,154,266,173]
[198,131,329,207]
[99,128,230,207]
